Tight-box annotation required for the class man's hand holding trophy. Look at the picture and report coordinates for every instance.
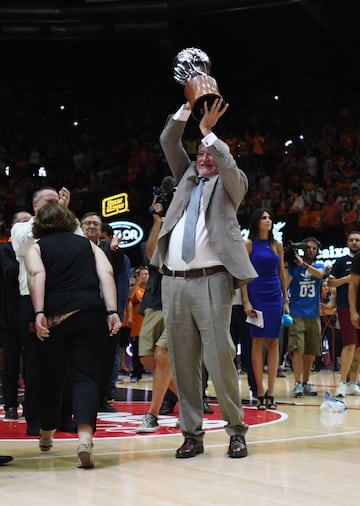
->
[173,47,223,121]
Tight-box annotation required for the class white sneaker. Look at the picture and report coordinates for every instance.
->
[335,381,347,398]
[293,382,304,398]
[347,383,360,396]
[303,382,318,396]
[135,413,159,433]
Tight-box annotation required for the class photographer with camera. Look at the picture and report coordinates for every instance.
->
[137,186,214,432]
[151,176,176,217]
[287,237,326,397]
[135,194,179,432]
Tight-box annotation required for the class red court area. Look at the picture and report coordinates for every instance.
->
[0,402,284,440]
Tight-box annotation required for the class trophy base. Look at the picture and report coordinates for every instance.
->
[192,94,223,121]
[184,75,222,121]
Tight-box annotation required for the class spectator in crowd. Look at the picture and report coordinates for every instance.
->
[319,279,341,371]
[128,265,149,382]
[230,288,257,399]
[80,211,125,412]
[136,194,215,433]
[341,201,357,235]
[348,252,360,355]
[136,197,179,432]
[0,210,32,420]
[328,231,360,397]
[99,222,131,401]
[0,212,8,241]
[251,129,265,171]
[320,192,345,246]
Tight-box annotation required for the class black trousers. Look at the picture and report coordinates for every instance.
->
[100,329,119,405]
[230,305,257,395]
[130,336,144,379]
[19,295,40,426]
[1,325,23,410]
[35,307,106,431]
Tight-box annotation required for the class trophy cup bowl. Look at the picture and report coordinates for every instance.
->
[184,74,222,121]
[173,47,223,121]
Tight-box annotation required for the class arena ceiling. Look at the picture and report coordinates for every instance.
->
[0,1,359,91]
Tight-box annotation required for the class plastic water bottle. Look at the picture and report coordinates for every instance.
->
[281,314,293,327]
[319,391,347,427]
[320,391,347,414]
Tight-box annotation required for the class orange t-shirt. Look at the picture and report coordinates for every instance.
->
[252,135,265,155]
[129,286,145,337]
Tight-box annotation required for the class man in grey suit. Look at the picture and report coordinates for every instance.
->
[153,98,257,458]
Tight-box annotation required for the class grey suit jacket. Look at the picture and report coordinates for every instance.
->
[152,114,258,288]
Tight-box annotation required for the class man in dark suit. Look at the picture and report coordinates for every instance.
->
[0,211,32,420]
[80,212,126,412]
[153,99,257,459]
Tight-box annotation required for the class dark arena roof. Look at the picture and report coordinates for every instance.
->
[0,0,359,93]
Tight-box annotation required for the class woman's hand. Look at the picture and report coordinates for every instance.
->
[35,314,50,341]
[243,302,255,317]
[108,313,122,335]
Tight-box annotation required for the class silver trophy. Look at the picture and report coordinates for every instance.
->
[173,47,222,121]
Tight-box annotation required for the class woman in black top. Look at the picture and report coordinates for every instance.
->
[25,202,121,469]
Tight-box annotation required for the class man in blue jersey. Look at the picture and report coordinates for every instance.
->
[329,231,360,397]
[287,237,325,397]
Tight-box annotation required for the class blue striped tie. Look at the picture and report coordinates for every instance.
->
[181,177,206,263]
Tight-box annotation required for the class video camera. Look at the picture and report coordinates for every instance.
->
[151,176,176,217]
[284,240,308,264]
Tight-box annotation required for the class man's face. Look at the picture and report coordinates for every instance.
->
[136,268,149,287]
[33,190,59,214]
[304,241,319,260]
[14,212,32,224]
[100,231,112,242]
[11,211,32,233]
[196,146,219,178]
[81,215,102,243]
[347,233,360,254]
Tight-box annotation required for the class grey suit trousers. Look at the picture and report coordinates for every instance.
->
[162,271,248,440]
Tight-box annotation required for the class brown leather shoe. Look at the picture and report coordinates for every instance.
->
[175,437,204,459]
[227,435,248,458]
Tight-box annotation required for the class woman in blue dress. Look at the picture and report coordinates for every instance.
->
[241,208,289,409]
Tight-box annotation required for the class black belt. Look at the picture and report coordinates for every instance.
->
[163,265,227,280]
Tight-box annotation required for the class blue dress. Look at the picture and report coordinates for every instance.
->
[247,240,282,338]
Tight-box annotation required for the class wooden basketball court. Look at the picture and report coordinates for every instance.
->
[1,369,359,506]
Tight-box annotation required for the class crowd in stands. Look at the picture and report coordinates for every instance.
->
[1,77,360,459]
[0,79,360,250]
